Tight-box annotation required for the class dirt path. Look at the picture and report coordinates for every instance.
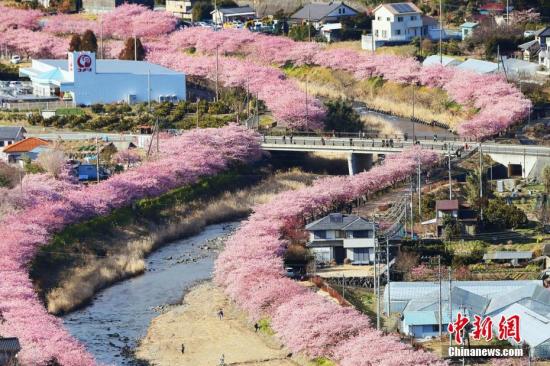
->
[136,282,304,366]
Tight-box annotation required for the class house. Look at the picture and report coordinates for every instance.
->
[385,280,550,357]
[0,337,21,366]
[320,22,343,42]
[478,2,505,15]
[519,39,541,62]
[460,22,478,41]
[1,137,49,163]
[422,55,461,67]
[19,52,186,106]
[456,58,499,74]
[372,2,423,43]
[0,126,26,148]
[305,213,376,265]
[82,0,154,13]
[166,0,194,20]
[290,2,358,29]
[435,200,477,237]
[483,251,533,266]
[211,6,256,25]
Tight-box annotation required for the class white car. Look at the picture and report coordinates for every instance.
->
[524,30,536,38]
[10,55,21,64]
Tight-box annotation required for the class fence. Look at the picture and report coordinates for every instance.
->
[1,100,74,111]
[310,275,353,307]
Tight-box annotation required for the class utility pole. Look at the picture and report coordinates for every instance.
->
[95,137,100,183]
[412,84,416,142]
[449,267,453,346]
[134,35,137,61]
[439,0,443,64]
[308,6,312,42]
[377,245,381,330]
[410,177,414,238]
[156,117,159,153]
[417,159,421,217]
[386,237,391,315]
[215,46,219,102]
[438,255,443,338]
[342,274,345,299]
[374,237,380,330]
[305,76,309,130]
[506,0,509,25]
[479,142,483,221]
[147,69,151,112]
[448,143,453,199]
[100,18,103,59]
[196,98,200,128]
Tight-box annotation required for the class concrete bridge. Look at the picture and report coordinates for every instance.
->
[261,135,550,177]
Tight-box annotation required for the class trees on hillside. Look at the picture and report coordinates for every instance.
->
[67,30,97,53]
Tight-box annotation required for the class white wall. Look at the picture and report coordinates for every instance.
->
[373,7,422,41]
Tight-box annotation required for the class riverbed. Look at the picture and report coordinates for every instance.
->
[62,222,238,365]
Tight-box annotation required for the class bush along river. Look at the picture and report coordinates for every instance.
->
[62,222,238,365]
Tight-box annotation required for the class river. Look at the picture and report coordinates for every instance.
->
[62,222,238,365]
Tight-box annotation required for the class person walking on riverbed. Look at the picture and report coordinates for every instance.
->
[218,309,224,320]
[181,343,185,354]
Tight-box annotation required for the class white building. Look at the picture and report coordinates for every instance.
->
[305,213,376,265]
[372,2,423,43]
[166,0,193,20]
[20,52,186,106]
[211,6,255,25]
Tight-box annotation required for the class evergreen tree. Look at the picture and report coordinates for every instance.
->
[80,29,98,53]
[118,37,146,61]
[68,34,82,52]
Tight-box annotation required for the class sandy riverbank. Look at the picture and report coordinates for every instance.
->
[136,282,310,366]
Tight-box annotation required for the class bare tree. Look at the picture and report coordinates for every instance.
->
[37,149,66,178]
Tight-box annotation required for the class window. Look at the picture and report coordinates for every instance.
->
[375,29,379,36]
[386,17,390,21]
[410,15,416,20]
[398,16,403,22]
[396,29,401,35]
[0,141,3,147]
[354,248,370,263]
[313,231,327,239]
[335,230,346,239]
[352,230,372,238]
[377,16,381,20]
[381,30,387,38]
[431,325,439,332]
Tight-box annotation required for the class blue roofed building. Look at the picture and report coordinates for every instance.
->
[20,51,186,106]
[385,280,550,357]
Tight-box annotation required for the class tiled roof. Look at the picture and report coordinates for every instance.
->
[3,137,49,153]
[483,251,532,261]
[0,126,26,140]
[305,213,374,231]
[216,5,255,15]
[291,2,358,21]
[0,337,21,353]
[374,2,422,15]
[436,199,459,211]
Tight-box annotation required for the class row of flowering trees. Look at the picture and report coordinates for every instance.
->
[214,147,448,365]
[0,125,262,365]
[155,27,531,138]
[0,4,530,135]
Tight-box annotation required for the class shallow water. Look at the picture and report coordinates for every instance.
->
[62,222,238,365]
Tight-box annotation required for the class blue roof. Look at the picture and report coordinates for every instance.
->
[38,59,182,76]
[35,68,67,83]
[404,311,451,325]
[456,59,499,74]
[461,22,479,28]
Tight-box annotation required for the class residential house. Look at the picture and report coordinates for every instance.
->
[516,27,550,69]
[82,0,154,13]
[290,2,358,30]
[385,280,550,357]
[305,213,376,265]
[435,199,477,237]
[0,337,21,366]
[0,126,26,148]
[460,22,478,41]
[1,137,49,163]
[166,0,193,20]
[478,2,505,15]
[372,2,423,43]
[483,251,533,266]
[211,6,256,26]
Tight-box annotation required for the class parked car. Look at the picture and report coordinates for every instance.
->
[10,55,21,64]
[285,267,296,279]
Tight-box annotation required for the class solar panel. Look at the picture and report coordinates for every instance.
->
[391,3,415,13]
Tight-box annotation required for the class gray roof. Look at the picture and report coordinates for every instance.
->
[535,26,550,37]
[483,251,532,260]
[305,213,374,231]
[543,243,550,256]
[404,286,489,315]
[0,126,25,140]
[0,337,21,353]
[35,59,182,76]
[291,2,357,21]
[215,5,255,15]
[518,39,539,51]
[486,282,550,315]
[374,2,422,15]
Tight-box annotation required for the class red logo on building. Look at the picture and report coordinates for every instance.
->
[76,54,92,72]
